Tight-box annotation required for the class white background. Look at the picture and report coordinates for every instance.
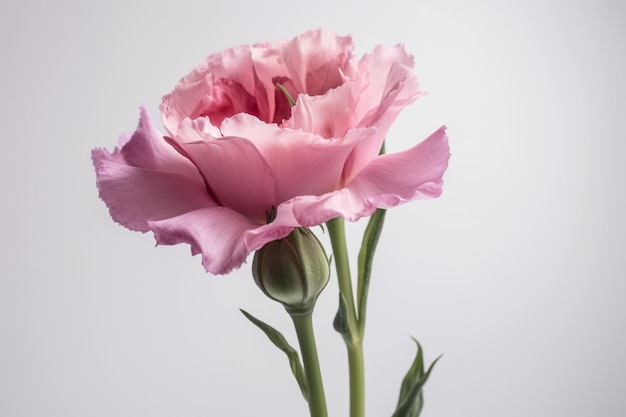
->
[1,0,625,416]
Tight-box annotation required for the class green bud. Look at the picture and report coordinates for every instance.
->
[252,228,330,315]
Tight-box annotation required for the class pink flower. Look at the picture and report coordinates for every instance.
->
[92,29,450,274]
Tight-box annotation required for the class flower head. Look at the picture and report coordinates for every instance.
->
[92,29,450,274]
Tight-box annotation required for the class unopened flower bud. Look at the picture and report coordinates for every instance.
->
[252,228,330,315]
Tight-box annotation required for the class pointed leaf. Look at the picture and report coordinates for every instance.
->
[356,208,386,327]
[240,309,309,401]
[391,339,442,417]
[398,337,425,400]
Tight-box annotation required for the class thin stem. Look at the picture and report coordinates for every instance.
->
[327,217,357,325]
[291,312,328,417]
[327,217,365,417]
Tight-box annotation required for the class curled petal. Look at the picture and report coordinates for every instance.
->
[353,45,422,129]
[277,29,355,95]
[357,46,418,109]
[92,109,213,232]
[291,126,450,226]
[149,207,261,274]
[162,29,357,134]
[174,116,222,144]
[342,46,423,182]
[149,203,304,275]
[161,46,260,135]
[283,82,360,138]
[118,107,201,178]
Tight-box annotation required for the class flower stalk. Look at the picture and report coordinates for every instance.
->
[327,217,365,417]
[291,312,329,417]
[251,228,331,417]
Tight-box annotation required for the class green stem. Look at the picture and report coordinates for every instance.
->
[291,312,328,417]
[348,342,365,417]
[327,217,365,417]
[327,218,357,325]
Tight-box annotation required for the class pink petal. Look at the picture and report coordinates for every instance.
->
[220,114,362,204]
[92,109,214,232]
[283,83,360,138]
[353,45,421,130]
[149,201,308,274]
[161,30,357,133]
[242,202,302,252]
[339,45,423,182]
[291,126,450,226]
[278,29,355,95]
[161,45,260,135]
[119,107,201,179]
[176,135,277,224]
[250,29,355,124]
[148,207,261,274]
[338,125,386,186]
[248,44,290,124]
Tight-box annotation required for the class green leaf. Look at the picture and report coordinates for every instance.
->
[391,339,441,417]
[333,292,352,343]
[356,208,386,328]
[398,337,425,400]
[240,309,308,401]
[355,140,385,329]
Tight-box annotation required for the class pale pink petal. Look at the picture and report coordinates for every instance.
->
[161,45,260,134]
[291,126,450,226]
[220,114,363,203]
[186,116,222,139]
[338,46,423,182]
[249,44,290,124]
[350,45,418,120]
[162,30,357,132]
[148,207,261,274]
[176,135,277,224]
[117,107,200,179]
[172,116,221,144]
[92,109,213,232]
[283,83,360,138]
[279,29,354,95]
[92,159,216,232]
[351,45,422,130]
[338,125,386,186]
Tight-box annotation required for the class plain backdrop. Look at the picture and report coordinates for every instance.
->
[1,0,625,416]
